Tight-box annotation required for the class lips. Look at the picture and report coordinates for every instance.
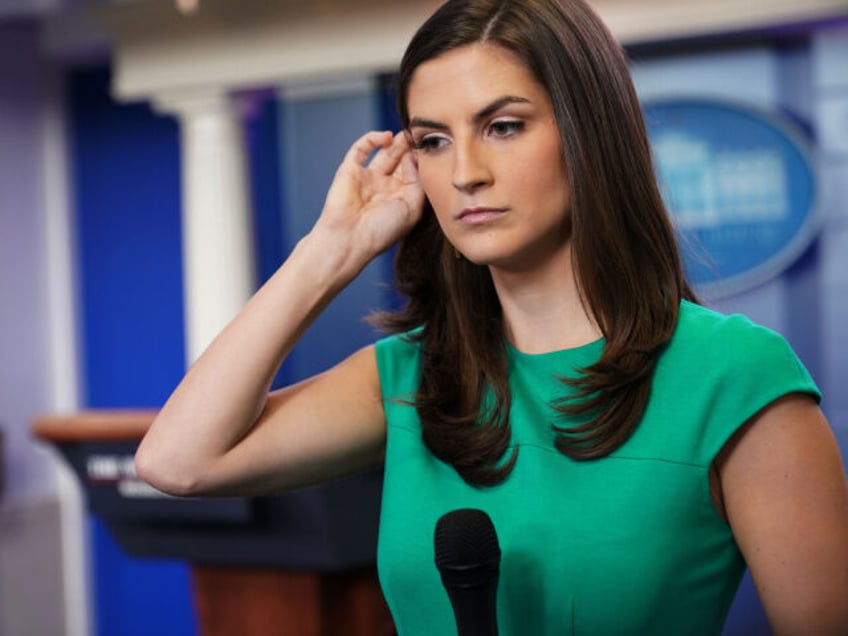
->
[457,207,508,225]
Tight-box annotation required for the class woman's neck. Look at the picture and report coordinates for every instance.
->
[489,246,601,354]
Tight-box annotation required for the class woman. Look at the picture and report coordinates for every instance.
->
[136,0,848,633]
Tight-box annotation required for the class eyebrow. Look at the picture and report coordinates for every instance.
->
[408,95,532,130]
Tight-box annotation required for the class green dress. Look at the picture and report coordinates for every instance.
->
[375,300,820,635]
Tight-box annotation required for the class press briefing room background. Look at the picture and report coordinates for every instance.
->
[1,0,847,634]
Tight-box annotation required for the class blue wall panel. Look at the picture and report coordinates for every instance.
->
[68,66,196,636]
[70,67,186,408]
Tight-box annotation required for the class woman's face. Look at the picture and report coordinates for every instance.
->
[406,43,571,273]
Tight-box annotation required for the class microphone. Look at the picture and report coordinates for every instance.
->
[434,508,501,636]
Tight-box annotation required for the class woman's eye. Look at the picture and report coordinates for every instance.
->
[411,135,449,153]
[488,120,524,138]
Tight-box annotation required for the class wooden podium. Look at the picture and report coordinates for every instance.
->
[33,410,395,636]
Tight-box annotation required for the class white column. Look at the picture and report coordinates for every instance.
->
[154,90,255,366]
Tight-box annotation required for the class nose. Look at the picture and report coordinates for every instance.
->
[451,138,492,193]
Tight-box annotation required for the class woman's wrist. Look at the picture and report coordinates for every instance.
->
[290,226,369,293]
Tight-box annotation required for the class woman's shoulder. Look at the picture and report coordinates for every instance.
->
[673,300,800,365]
[662,299,821,407]
[677,299,770,336]
[636,300,821,465]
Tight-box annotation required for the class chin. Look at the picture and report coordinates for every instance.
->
[457,248,502,268]
[455,238,516,267]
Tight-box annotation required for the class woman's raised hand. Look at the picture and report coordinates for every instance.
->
[314,130,425,274]
[137,133,420,498]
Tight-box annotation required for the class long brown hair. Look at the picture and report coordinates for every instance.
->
[375,0,697,486]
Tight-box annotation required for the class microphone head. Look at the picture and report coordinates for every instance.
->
[434,508,501,588]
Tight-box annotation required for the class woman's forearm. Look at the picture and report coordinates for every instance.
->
[134,229,366,495]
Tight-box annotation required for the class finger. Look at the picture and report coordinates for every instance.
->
[367,132,411,176]
[343,130,393,167]
[395,149,420,185]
